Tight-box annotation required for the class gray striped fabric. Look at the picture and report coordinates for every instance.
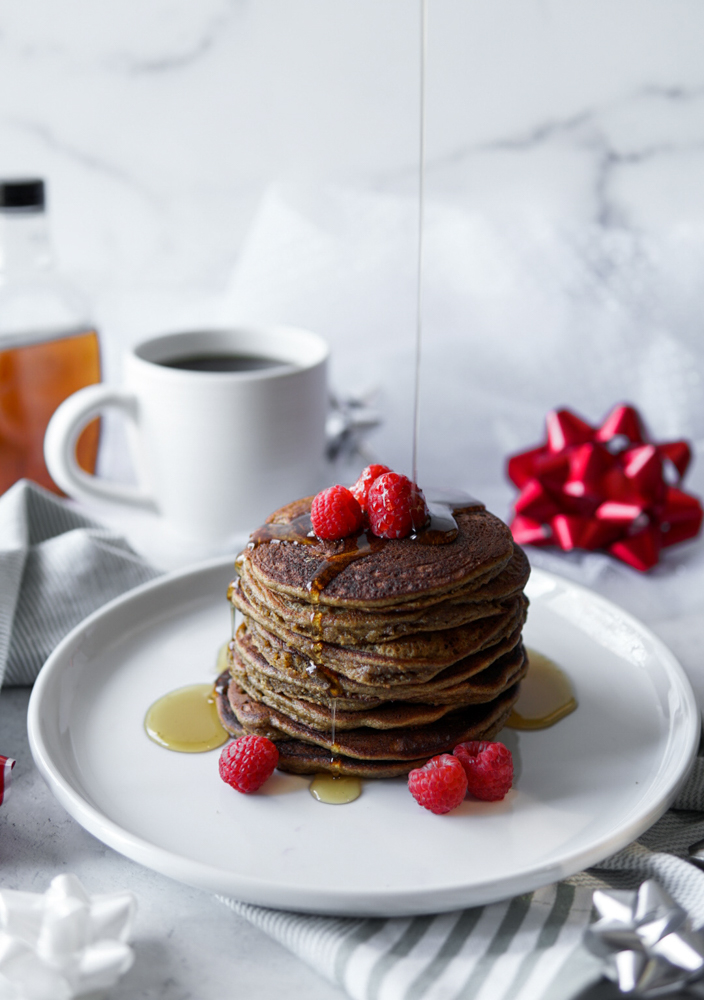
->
[0,479,159,687]
[219,756,704,1000]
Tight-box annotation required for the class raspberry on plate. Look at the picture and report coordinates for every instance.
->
[311,485,364,540]
[453,741,513,801]
[219,734,279,793]
[408,754,468,814]
[367,472,429,539]
[350,464,392,514]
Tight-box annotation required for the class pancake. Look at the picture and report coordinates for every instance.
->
[231,545,530,646]
[274,700,515,776]
[234,621,526,706]
[276,743,426,779]
[216,677,516,778]
[236,586,527,683]
[230,644,528,730]
[243,498,515,608]
[222,672,521,762]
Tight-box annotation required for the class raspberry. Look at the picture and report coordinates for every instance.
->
[311,485,364,540]
[453,741,513,801]
[219,734,279,793]
[350,464,392,513]
[408,754,468,814]
[367,473,429,539]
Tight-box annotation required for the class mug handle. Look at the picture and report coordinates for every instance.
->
[44,384,157,510]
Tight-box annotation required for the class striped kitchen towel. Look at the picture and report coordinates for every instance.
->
[219,755,704,1000]
[0,479,159,687]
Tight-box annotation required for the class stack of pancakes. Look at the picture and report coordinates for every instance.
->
[216,496,530,778]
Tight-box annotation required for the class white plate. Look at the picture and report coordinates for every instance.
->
[28,560,699,917]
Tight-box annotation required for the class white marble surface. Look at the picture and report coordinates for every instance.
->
[2,2,704,997]
[0,687,347,1000]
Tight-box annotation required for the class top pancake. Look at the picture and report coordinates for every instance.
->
[231,545,529,646]
[240,497,516,609]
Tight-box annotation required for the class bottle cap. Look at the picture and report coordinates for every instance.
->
[0,179,45,212]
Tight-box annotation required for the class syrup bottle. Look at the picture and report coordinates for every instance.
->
[0,178,101,495]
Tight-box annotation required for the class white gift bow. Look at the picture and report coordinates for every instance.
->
[0,874,136,1000]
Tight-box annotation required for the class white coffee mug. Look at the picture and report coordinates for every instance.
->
[44,326,329,544]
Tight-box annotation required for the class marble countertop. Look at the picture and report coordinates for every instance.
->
[0,686,347,1000]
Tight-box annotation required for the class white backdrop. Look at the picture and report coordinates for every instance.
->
[1,1,703,560]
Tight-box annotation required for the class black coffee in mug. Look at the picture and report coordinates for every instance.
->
[159,353,293,373]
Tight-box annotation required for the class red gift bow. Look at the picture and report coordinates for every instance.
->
[507,404,703,571]
[0,755,15,805]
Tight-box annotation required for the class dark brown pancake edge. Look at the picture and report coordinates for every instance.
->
[241,499,517,608]
[219,672,520,762]
[232,545,530,634]
[274,700,515,777]
[215,672,417,776]
[235,587,528,677]
[215,670,516,777]
[231,634,527,726]
[237,621,526,700]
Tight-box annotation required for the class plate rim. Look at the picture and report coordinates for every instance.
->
[28,557,701,916]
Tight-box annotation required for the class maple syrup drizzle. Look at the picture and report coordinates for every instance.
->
[330,696,339,761]
[506,650,577,730]
[244,497,482,605]
[249,512,317,548]
[308,1,428,807]
[314,665,342,698]
[145,683,229,753]
[248,512,383,600]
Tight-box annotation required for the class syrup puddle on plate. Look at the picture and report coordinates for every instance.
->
[145,683,229,752]
[506,650,577,730]
[309,774,362,804]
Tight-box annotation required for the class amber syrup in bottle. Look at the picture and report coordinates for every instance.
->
[0,179,101,495]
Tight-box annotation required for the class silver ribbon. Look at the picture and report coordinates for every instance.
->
[586,880,704,997]
[325,390,382,464]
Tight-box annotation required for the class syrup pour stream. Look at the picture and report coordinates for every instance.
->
[147,2,575,797]
[145,0,432,793]
[412,0,428,486]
